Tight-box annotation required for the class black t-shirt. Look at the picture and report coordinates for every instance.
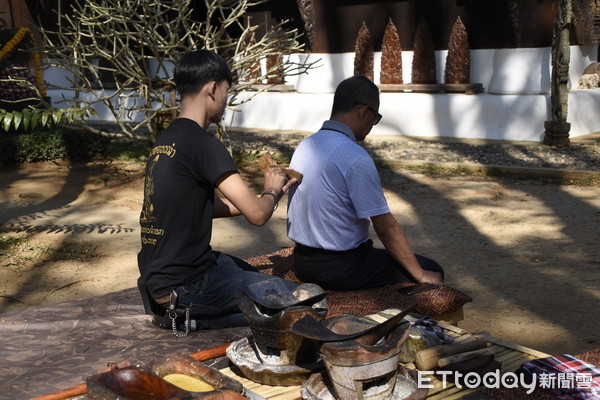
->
[137,118,238,299]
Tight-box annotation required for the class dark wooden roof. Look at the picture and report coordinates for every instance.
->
[4,0,600,53]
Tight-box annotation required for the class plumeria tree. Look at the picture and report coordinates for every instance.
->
[15,0,312,143]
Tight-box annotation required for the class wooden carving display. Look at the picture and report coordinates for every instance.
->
[243,34,262,82]
[411,19,437,84]
[380,18,403,84]
[445,16,470,84]
[295,0,315,50]
[571,0,600,44]
[507,0,521,47]
[266,54,284,84]
[353,21,374,81]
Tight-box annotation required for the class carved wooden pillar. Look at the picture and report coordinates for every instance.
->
[266,55,285,85]
[411,19,437,84]
[380,18,403,84]
[543,0,571,147]
[243,33,262,82]
[354,21,374,80]
[571,0,600,45]
[295,0,315,51]
[445,16,470,84]
[507,0,521,47]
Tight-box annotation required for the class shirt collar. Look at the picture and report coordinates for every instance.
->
[320,120,356,142]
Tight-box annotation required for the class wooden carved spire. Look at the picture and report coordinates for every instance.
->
[411,19,437,84]
[266,54,285,85]
[380,18,403,84]
[445,16,470,84]
[571,0,600,44]
[354,21,374,80]
[507,0,521,47]
[295,0,315,51]
[266,29,285,85]
[243,33,262,82]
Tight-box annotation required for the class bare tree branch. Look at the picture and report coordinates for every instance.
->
[31,0,314,143]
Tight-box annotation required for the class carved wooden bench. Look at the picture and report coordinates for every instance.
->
[246,247,472,325]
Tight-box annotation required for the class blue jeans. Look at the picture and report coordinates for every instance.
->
[173,252,297,330]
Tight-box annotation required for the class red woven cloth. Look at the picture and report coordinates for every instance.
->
[516,354,600,399]
[246,247,472,317]
[480,352,600,400]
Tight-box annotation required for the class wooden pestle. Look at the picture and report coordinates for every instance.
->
[415,338,488,371]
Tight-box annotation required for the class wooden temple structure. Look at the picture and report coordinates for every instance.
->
[3,0,600,142]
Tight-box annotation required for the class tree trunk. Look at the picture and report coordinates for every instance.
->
[544,0,571,147]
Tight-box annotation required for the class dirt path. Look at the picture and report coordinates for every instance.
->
[0,159,598,357]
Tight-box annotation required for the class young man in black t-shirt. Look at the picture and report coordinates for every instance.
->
[137,50,298,331]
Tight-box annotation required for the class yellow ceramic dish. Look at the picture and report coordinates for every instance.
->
[162,373,215,392]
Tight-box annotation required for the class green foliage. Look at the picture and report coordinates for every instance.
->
[0,107,96,132]
[107,139,151,162]
[48,241,98,261]
[0,127,111,165]
[0,235,25,254]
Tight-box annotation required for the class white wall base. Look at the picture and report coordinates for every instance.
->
[224,89,600,142]
[226,45,600,142]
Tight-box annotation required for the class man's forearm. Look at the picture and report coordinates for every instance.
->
[213,196,241,218]
[371,213,426,281]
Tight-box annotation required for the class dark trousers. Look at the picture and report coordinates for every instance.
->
[293,239,444,291]
[141,252,298,331]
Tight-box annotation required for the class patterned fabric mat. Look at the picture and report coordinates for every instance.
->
[0,288,248,400]
[1,288,598,400]
[1,247,596,400]
[0,247,470,400]
[247,247,473,316]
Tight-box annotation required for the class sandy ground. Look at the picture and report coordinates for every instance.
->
[0,158,598,357]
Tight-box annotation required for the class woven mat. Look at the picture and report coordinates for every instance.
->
[0,249,474,399]
[247,247,473,317]
[0,288,247,400]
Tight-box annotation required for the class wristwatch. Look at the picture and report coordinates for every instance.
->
[260,189,280,210]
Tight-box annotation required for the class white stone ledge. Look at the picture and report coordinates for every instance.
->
[225,89,600,142]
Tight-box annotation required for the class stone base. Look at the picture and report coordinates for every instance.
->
[377,83,484,94]
[543,120,571,147]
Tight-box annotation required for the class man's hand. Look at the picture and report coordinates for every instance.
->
[371,212,445,285]
[263,167,290,197]
[282,171,299,193]
[259,152,303,184]
[415,270,444,285]
[214,159,300,226]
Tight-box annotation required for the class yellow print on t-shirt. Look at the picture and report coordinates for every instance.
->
[140,143,176,223]
[140,143,176,243]
[150,144,177,158]
[141,236,157,245]
[141,226,164,245]
[141,226,165,236]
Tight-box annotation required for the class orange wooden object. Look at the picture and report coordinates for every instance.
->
[30,343,231,400]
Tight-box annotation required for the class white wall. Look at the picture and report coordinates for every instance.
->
[45,46,600,142]
[226,45,600,141]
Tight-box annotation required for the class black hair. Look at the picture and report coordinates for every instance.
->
[173,50,233,98]
[331,75,380,116]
